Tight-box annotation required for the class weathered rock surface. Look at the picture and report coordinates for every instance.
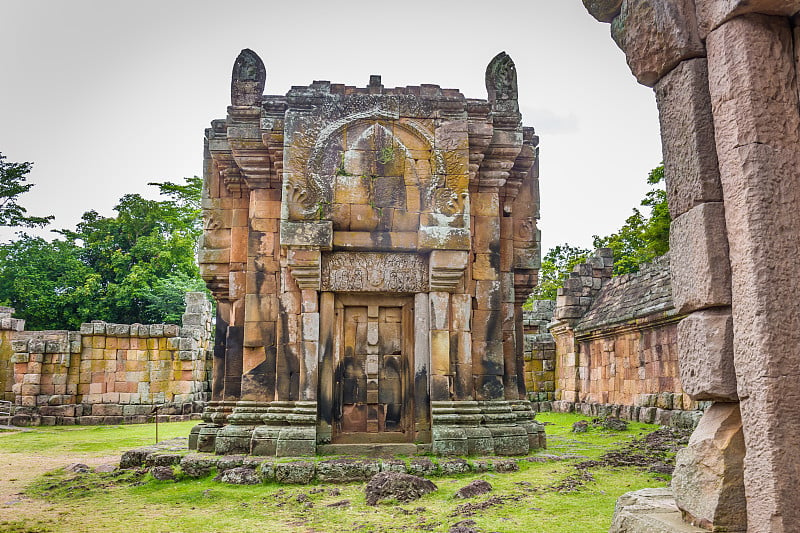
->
[609,488,709,532]
[179,454,218,478]
[454,480,493,499]
[65,463,90,474]
[572,420,589,433]
[216,466,260,485]
[439,459,470,475]
[654,58,722,218]
[583,0,623,22]
[669,202,731,314]
[694,0,800,37]
[707,14,800,530]
[275,461,315,484]
[150,466,176,481]
[611,0,706,86]
[677,308,737,401]
[672,402,746,531]
[364,472,437,506]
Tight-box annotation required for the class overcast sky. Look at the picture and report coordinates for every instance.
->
[0,0,662,252]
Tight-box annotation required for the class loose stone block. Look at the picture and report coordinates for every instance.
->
[611,0,706,87]
[669,202,731,314]
[678,308,737,401]
[672,402,746,531]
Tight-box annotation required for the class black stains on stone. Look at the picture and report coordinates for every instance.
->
[223,326,244,400]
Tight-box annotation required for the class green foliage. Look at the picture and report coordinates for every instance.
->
[0,236,101,329]
[528,244,591,302]
[592,164,669,275]
[528,163,669,305]
[0,152,54,228]
[0,177,207,329]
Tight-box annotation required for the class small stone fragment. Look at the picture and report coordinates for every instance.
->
[455,480,493,499]
[216,466,260,485]
[364,472,437,506]
[572,420,589,433]
[150,466,176,481]
[65,463,90,473]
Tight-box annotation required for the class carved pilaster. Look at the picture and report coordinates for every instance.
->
[429,250,469,292]
[287,248,321,290]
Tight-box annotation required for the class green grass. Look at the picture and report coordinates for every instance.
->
[1,414,674,533]
[0,420,196,455]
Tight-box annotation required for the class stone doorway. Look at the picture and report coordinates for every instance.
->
[332,294,414,443]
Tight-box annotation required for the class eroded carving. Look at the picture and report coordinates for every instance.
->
[321,253,428,292]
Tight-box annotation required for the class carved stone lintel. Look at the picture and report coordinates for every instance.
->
[429,250,469,292]
[321,252,428,292]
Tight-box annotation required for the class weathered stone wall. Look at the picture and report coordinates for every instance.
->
[583,1,800,531]
[540,252,702,428]
[0,293,212,426]
[0,307,24,403]
[522,300,555,401]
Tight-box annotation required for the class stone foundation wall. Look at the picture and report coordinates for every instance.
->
[0,293,212,426]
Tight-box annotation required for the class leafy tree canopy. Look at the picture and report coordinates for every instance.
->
[0,176,207,329]
[0,152,54,228]
[529,163,669,303]
[592,164,669,275]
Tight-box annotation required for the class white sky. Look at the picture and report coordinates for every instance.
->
[0,0,662,252]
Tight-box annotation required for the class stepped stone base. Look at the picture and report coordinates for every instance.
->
[610,488,744,533]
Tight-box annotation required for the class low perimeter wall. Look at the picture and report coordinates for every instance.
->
[0,293,212,426]
[523,252,705,428]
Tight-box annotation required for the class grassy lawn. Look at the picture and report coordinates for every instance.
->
[0,414,677,533]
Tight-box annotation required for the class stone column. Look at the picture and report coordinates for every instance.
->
[706,13,800,530]
[471,190,504,400]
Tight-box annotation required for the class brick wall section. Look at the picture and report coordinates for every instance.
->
[0,307,25,402]
[530,252,705,428]
[1,293,212,426]
[522,300,556,401]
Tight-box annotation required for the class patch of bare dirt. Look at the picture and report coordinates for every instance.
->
[0,439,120,523]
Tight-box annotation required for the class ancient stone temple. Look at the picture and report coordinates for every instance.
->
[192,49,544,457]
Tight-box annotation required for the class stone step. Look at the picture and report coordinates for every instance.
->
[317,443,421,456]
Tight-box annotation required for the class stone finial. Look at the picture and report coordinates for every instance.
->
[485,52,519,110]
[231,49,266,106]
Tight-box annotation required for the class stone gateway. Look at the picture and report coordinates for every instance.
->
[192,49,544,457]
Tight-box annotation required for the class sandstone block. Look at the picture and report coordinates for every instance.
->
[707,15,800,529]
[583,0,623,22]
[672,402,746,531]
[655,58,722,218]
[611,0,706,86]
[678,308,737,401]
[669,202,731,313]
[695,0,800,37]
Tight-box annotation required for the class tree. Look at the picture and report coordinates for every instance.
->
[527,163,669,303]
[528,244,591,302]
[592,164,669,275]
[0,153,54,228]
[0,176,207,329]
[0,236,102,329]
